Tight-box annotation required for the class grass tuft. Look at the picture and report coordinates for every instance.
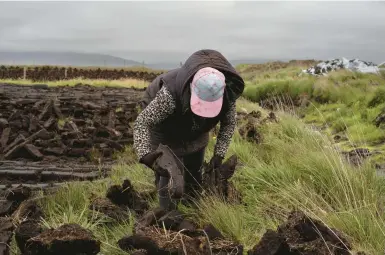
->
[197,111,385,254]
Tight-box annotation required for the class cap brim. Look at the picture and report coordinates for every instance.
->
[190,91,223,118]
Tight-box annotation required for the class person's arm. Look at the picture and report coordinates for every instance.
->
[133,86,176,160]
[213,102,237,159]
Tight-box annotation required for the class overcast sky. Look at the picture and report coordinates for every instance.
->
[0,1,384,64]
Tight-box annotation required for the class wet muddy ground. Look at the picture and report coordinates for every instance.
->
[0,83,144,189]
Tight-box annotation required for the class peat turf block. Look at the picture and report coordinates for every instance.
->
[158,210,185,230]
[0,200,14,217]
[0,217,14,255]
[203,224,224,240]
[135,207,167,229]
[89,197,130,221]
[15,220,44,254]
[25,223,101,255]
[5,185,31,203]
[248,210,353,255]
[246,229,288,255]
[106,179,148,213]
[11,200,44,223]
[119,226,243,255]
[0,83,143,163]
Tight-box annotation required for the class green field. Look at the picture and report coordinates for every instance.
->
[242,64,385,160]
[5,62,385,254]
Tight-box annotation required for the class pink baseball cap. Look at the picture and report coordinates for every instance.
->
[190,67,226,118]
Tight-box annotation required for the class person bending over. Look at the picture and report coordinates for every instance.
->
[133,49,245,210]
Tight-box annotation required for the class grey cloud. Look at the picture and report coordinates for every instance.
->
[0,1,384,64]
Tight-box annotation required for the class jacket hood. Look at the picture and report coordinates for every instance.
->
[174,49,245,113]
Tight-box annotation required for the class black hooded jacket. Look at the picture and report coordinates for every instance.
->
[135,49,245,157]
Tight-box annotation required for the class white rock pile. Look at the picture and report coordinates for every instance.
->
[302,58,381,76]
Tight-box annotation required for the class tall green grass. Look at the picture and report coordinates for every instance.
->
[304,101,385,144]
[197,110,385,254]
[243,78,314,103]
[240,66,385,151]
[242,70,383,105]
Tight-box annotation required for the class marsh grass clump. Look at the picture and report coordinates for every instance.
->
[368,88,385,108]
[197,112,385,254]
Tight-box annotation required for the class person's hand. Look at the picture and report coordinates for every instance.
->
[139,151,162,169]
[209,155,223,170]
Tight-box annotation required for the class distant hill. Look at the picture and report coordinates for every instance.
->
[146,62,182,70]
[230,59,282,66]
[147,59,281,70]
[0,51,299,70]
[0,51,141,67]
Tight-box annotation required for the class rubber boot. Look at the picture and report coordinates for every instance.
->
[158,176,178,211]
[182,148,205,203]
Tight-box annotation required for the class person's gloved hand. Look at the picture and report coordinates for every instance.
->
[139,151,162,169]
[209,155,223,170]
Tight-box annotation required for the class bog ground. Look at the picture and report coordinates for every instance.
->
[0,61,385,255]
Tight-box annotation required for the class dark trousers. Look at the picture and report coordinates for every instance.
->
[156,148,205,210]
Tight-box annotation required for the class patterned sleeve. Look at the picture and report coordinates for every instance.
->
[133,86,176,159]
[214,102,237,158]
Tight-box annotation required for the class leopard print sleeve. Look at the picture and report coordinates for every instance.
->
[133,86,176,159]
[214,102,237,158]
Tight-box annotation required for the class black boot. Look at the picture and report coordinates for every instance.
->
[158,176,178,211]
